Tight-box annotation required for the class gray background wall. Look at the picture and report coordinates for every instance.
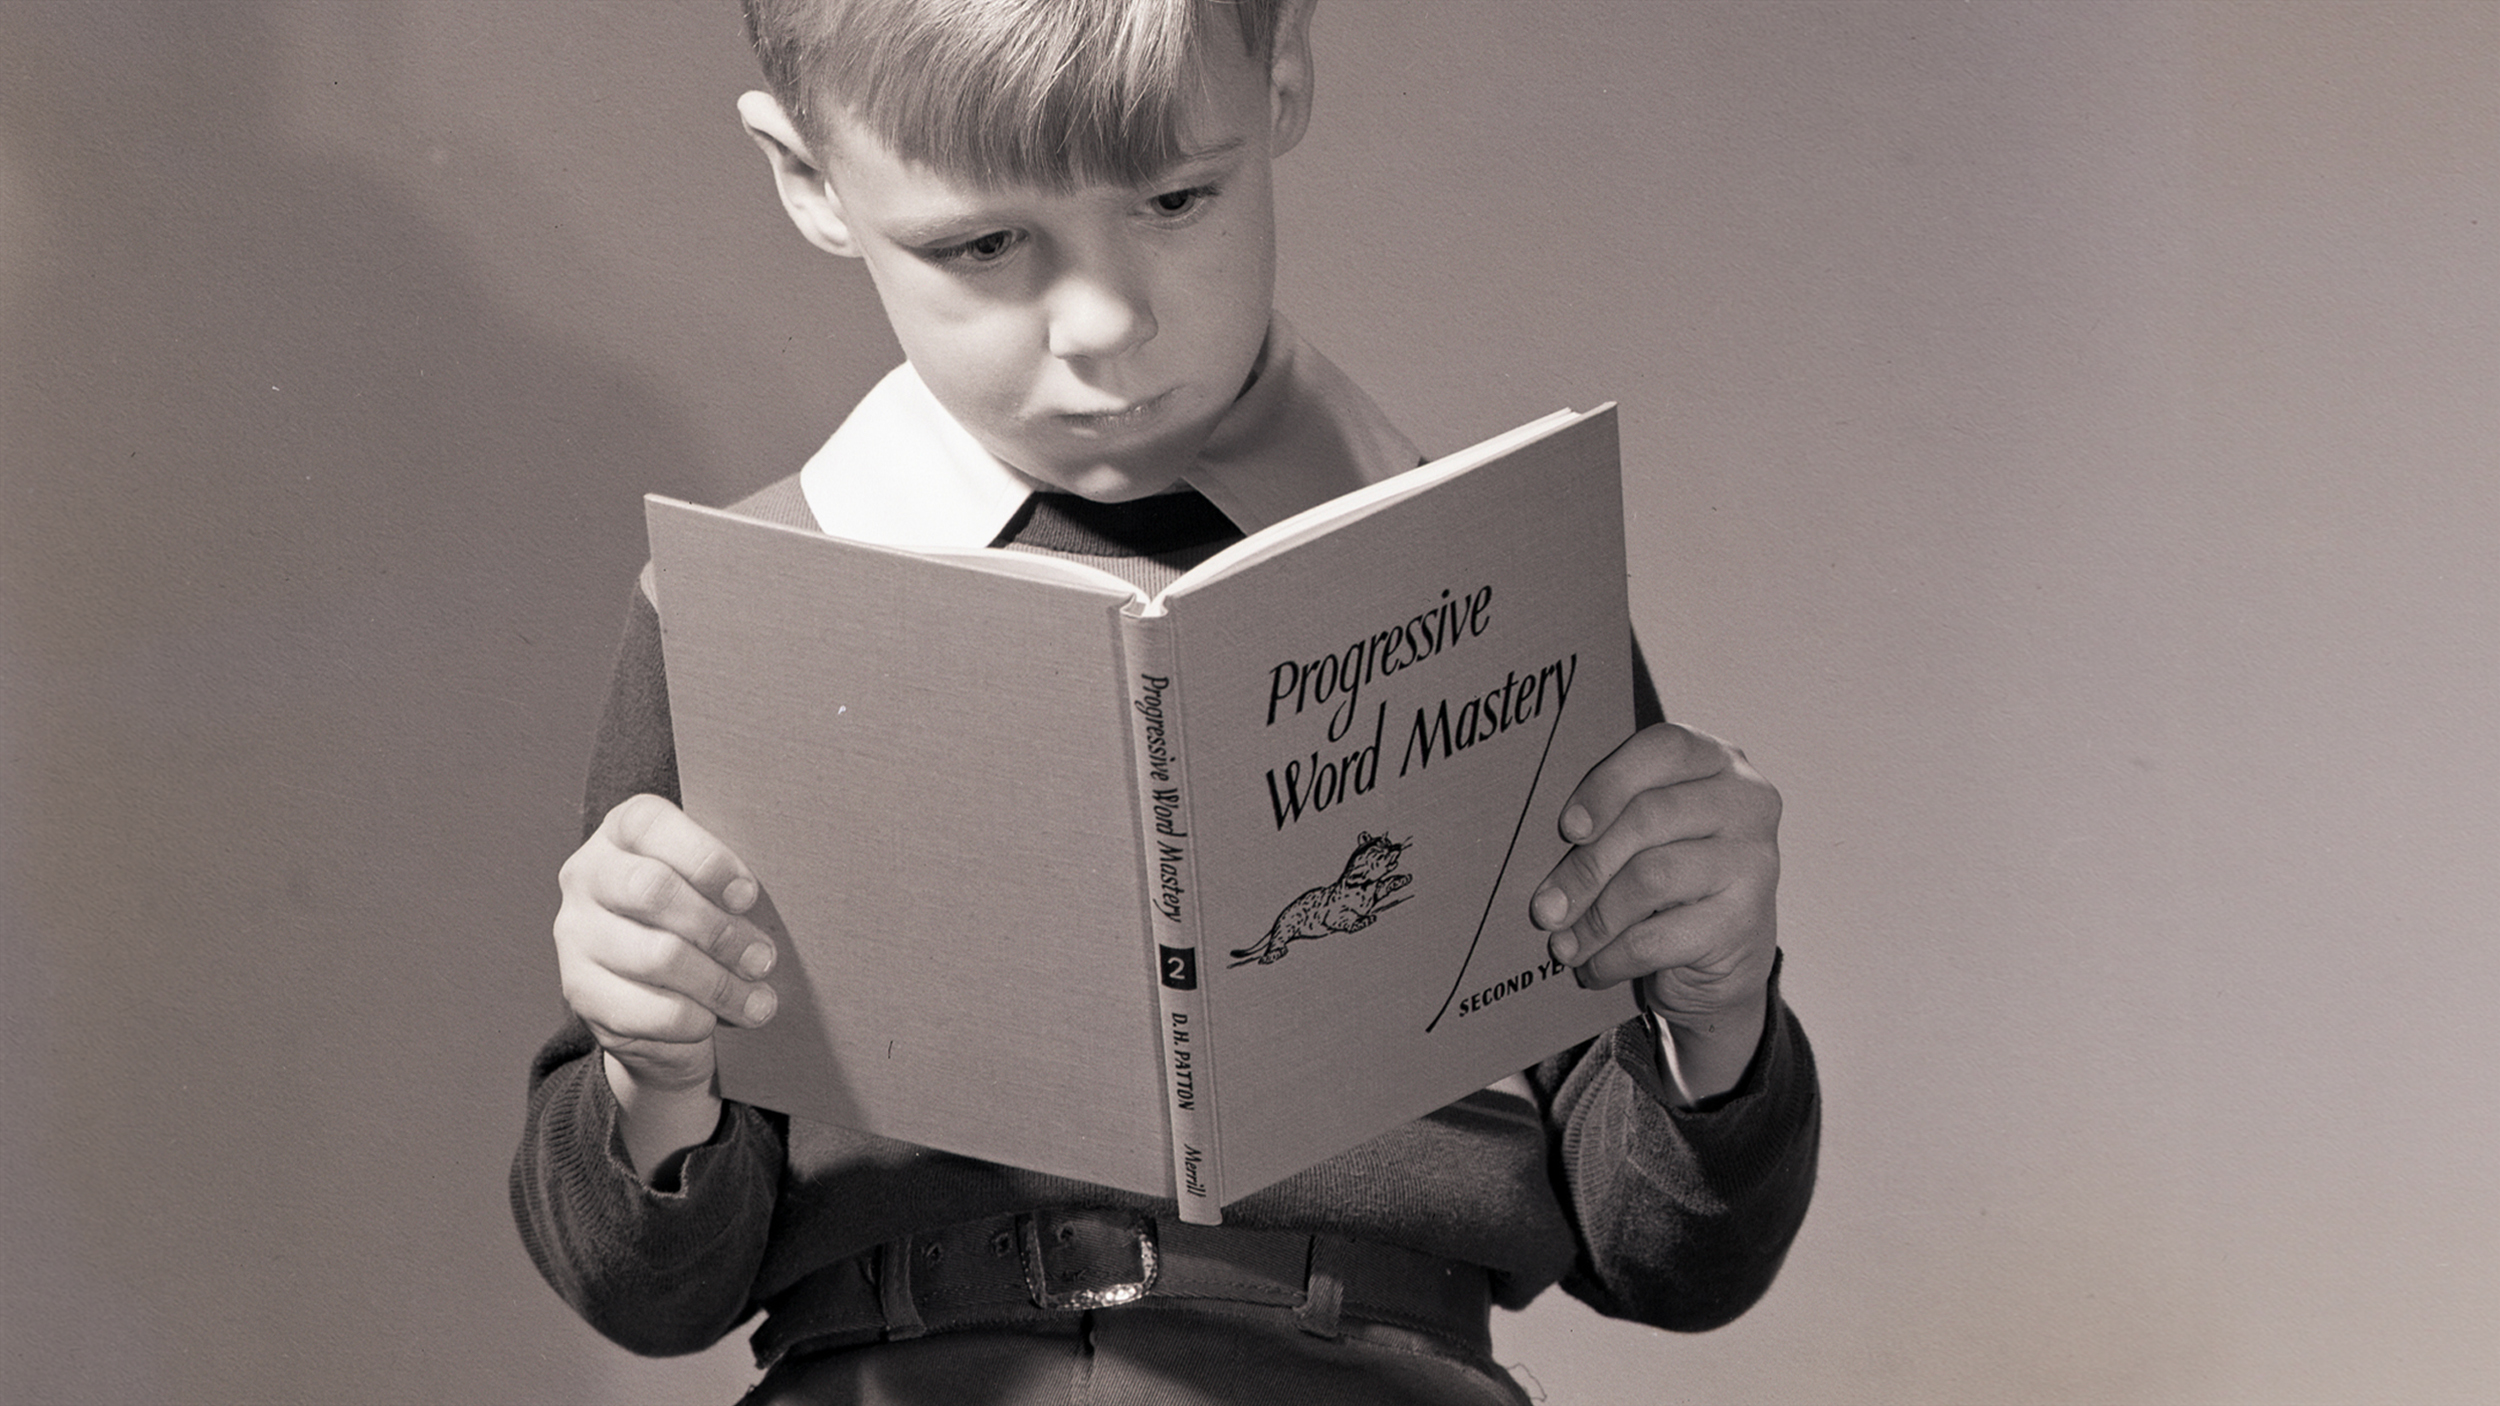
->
[4,2,2493,1402]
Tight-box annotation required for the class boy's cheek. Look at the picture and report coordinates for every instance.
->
[904,346,1022,437]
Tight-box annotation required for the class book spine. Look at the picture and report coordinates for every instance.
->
[1118,608,1226,1225]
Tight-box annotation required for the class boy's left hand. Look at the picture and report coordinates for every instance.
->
[1531,722,1781,1098]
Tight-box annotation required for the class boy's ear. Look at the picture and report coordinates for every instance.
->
[737,90,862,259]
[1267,0,1319,158]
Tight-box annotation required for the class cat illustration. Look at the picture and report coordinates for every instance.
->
[1228,832,1414,968]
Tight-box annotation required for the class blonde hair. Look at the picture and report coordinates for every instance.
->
[743,0,1283,190]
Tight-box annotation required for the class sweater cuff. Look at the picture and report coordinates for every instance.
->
[515,1048,781,1352]
[564,1052,770,1226]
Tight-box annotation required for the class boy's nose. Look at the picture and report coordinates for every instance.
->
[1045,270,1157,362]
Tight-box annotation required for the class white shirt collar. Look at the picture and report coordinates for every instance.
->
[798,312,1418,547]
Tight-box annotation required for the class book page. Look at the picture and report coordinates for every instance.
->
[904,542,1146,598]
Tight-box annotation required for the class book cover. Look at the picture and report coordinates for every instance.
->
[646,405,1637,1219]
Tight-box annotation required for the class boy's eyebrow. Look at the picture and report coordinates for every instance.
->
[1121,136,1248,190]
[1164,137,1246,169]
[882,139,1252,244]
[885,210,1004,245]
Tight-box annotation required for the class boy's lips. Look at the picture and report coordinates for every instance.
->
[1052,389,1175,432]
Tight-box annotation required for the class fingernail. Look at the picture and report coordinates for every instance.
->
[1575,964,1597,990]
[1560,805,1593,843]
[737,942,774,979]
[1532,885,1569,930]
[723,876,759,913]
[1549,930,1579,965]
[743,987,777,1025]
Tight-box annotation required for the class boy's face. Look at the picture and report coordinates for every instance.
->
[764,35,1304,501]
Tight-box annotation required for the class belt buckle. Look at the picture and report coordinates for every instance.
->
[1019,1210,1160,1311]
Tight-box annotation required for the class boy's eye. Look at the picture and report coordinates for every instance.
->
[927,229,1022,265]
[1146,185,1217,219]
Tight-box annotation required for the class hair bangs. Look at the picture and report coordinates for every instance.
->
[748,0,1278,190]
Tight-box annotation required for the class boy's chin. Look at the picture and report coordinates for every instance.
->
[1046,471,1190,503]
[1011,451,1194,503]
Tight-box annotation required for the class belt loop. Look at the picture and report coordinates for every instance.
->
[877,1235,927,1340]
[1294,1235,1346,1340]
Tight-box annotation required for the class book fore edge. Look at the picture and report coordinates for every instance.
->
[1118,606,1227,1225]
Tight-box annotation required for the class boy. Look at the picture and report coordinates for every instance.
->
[513,2,1818,1400]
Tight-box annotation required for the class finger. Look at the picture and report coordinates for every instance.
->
[604,793,763,915]
[1553,724,1731,847]
[1533,781,1726,937]
[573,963,722,1048]
[563,903,779,1031]
[1573,902,1717,995]
[1551,835,1729,967]
[1572,847,1776,993]
[581,842,778,982]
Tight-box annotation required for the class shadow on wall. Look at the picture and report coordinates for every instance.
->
[4,3,704,1401]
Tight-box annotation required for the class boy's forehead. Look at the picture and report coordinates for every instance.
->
[810,15,1270,196]
[820,60,1263,200]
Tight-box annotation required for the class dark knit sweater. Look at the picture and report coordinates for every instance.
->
[511,474,1820,1363]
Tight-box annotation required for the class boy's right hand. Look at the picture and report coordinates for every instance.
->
[553,795,778,1159]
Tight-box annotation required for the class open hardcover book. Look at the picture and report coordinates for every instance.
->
[646,405,1636,1224]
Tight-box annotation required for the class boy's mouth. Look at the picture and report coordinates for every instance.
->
[1053,390,1174,432]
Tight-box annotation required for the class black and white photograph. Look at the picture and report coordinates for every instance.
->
[4,3,2493,1402]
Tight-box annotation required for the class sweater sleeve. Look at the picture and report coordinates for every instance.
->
[508,582,788,1356]
[1529,958,1821,1331]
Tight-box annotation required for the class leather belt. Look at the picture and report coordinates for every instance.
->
[751,1208,1493,1369]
